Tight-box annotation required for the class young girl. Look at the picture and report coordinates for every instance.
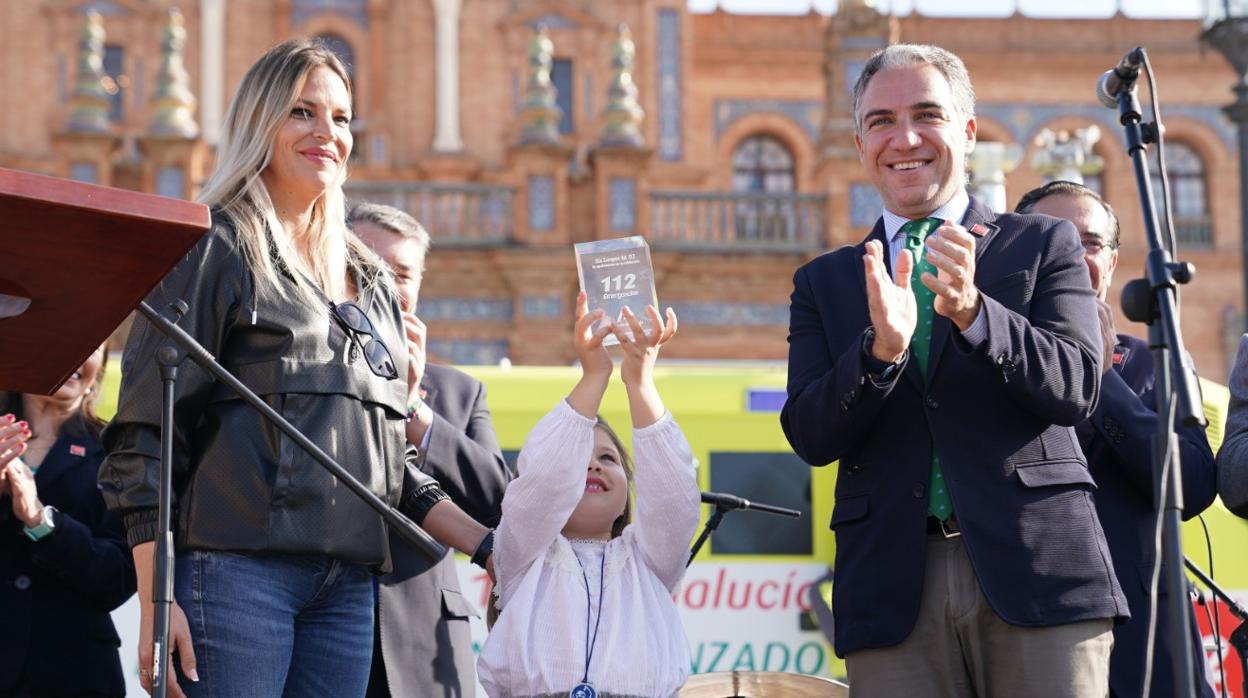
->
[478,293,700,698]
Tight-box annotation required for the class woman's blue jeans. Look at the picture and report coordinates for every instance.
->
[172,550,374,698]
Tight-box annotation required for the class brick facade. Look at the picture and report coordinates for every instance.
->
[3,0,1242,380]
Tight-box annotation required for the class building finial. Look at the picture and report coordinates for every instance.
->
[1031,126,1105,184]
[66,10,111,134]
[599,24,645,148]
[516,25,562,146]
[149,8,199,138]
[968,142,1024,213]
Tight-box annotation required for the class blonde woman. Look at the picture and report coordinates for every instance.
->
[100,39,491,698]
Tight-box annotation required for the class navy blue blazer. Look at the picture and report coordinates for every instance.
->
[1078,333,1216,698]
[370,363,510,698]
[0,428,137,696]
[781,197,1129,657]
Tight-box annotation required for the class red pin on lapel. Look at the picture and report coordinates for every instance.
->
[69,444,86,457]
[969,223,990,237]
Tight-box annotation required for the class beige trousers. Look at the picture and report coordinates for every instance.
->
[845,535,1114,698]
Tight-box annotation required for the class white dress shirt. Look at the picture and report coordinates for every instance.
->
[880,189,986,345]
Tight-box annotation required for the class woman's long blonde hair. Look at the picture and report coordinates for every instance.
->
[197,38,379,302]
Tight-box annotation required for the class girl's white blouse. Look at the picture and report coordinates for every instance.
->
[478,399,701,697]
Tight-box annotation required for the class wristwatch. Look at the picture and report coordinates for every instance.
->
[862,327,906,386]
[23,505,58,542]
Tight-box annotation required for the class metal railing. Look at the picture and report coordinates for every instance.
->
[345,180,514,246]
[649,191,826,252]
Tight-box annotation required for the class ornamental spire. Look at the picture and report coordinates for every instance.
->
[516,25,562,146]
[66,11,111,134]
[149,8,200,138]
[599,25,644,148]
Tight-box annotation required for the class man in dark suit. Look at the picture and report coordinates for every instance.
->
[1017,181,1217,698]
[781,44,1128,696]
[350,203,510,698]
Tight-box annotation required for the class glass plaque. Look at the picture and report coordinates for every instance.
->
[574,236,658,346]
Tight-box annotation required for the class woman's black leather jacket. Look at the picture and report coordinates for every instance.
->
[100,217,441,570]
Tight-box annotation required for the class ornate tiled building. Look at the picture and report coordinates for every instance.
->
[2,0,1242,380]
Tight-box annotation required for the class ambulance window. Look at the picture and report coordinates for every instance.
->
[708,452,812,555]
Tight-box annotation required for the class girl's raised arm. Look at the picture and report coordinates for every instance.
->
[612,306,698,589]
[492,293,615,604]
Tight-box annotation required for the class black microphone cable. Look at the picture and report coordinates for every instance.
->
[1197,513,1228,698]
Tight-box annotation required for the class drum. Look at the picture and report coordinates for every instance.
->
[678,671,849,697]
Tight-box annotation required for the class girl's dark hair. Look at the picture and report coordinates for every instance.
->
[0,350,109,441]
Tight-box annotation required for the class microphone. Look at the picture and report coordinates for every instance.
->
[1096,47,1144,109]
[700,491,802,518]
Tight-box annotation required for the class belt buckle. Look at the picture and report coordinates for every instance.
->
[930,516,961,539]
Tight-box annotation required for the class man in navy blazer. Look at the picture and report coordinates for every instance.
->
[1017,181,1217,698]
[781,44,1128,696]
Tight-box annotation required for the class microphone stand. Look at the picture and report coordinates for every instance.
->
[687,492,801,567]
[1112,49,1207,698]
[139,300,446,698]
[1186,556,1248,698]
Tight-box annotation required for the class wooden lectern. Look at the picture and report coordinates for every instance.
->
[0,166,209,394]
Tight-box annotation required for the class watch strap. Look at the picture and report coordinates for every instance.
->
[23,505,57,542]
[862,327,905,386]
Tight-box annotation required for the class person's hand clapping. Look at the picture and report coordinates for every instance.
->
[924,220,981,332]
[0,415,30,470]
[2,458,43,528]
[863,239,916,362]
[0,416,32,506]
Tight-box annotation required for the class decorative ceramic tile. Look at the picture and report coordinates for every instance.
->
[69,163,98,184]
[418,298,514,322]
[528,175,555,232]
[155,166,184,199]
[523,295,563,319]
[667,302,788,326]
[976,103,1235,149]
[529,14,578,30]
[714,99,823,144]
[292,0,368,27]
[609,177,637,233]
[428,339,509,366]
[657,8,682,161]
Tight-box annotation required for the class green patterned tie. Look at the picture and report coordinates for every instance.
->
[901,217,953,521]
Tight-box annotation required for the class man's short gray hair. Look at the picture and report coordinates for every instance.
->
[347,202,431,261]
[851,44,976,135]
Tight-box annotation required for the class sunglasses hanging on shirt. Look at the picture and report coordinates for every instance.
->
[330,301,399,380]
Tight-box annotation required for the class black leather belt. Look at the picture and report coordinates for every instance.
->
[926,515,961,538]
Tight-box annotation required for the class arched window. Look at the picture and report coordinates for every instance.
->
[1150,141,1210,247]
[731,135,796,242]
[732,135,794,194]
